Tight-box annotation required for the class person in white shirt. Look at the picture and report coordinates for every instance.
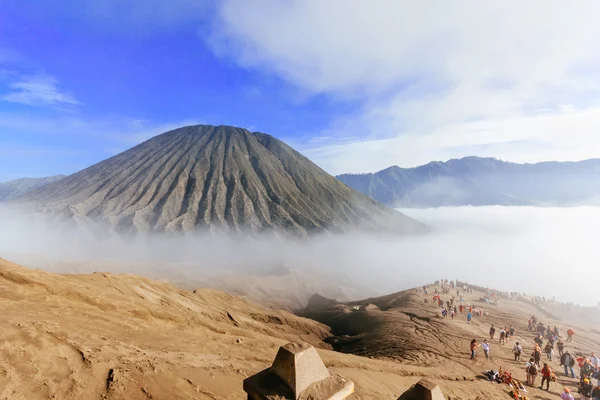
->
[482,340,490,359]
[513,342,523,362]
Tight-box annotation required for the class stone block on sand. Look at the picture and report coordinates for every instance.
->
[398,378,446,400]
[244,342,354,400]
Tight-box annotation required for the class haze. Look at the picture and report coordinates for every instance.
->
[1,204,598,307]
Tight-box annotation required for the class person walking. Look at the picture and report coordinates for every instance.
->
[470,339,480,360]
[483,339,490,359]
[467,312,472,324]
[567,327,575,342]
[540,363,552,391]
[557,339,565,357]
[535,334,544,347]
[545,342,554,361]
[561,350,576,378]
[499,327,506,344]
[489,325,496,340]
[526,357,538,386]
[533,344,542,367]
[513,342,523,362]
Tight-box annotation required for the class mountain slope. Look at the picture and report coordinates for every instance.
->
[18,125,424,236]
[337,157,600,207]
[0,175,65,201]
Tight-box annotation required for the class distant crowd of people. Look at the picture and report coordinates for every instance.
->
[421,281,600,398]
[470,314,600,399]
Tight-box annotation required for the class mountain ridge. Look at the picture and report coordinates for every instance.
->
[336,156,600,207]
[0,175,66,201]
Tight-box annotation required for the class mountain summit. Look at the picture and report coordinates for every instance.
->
[20,125,423,236]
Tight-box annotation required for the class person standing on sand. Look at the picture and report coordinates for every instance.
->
[533,344,542,367]
[499,327,506,344]
[562,351,576,378]
[535,334,544,348]
[567,327,575,342]
[540,363,552,391]
[509,325,516,339]
[490,325,496,339]
[558,339,565,357]
[526,357,538,386]
[467,311,472,324]
[545,342,554,361]
[483,339,490,359]
[470,339,480,359]
[514,342,523,362]
[561,387,575,400]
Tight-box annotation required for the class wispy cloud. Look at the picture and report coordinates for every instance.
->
[210,1,600,172]
[1,74,80,107]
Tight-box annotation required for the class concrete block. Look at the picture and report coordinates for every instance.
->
[244,342,354,400]
[398,378,446,400]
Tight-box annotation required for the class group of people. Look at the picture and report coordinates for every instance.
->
[489,324,516,345]
[470,315,600,399]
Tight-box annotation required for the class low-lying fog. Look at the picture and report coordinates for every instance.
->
[1,205,598,307]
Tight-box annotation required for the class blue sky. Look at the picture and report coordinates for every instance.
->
[2,1,600,181]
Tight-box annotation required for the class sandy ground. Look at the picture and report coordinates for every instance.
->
[304,287,600,399]
[2,257,599,399]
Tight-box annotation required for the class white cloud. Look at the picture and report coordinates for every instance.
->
[211,0,600,172]
[1,74,80,107]
[304,106,600,174]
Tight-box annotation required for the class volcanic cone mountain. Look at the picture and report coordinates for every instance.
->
[20,125,424,237]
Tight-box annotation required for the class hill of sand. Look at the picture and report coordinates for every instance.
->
[303,286,600,399]
[15,125,424,237]
[3,256,599,399]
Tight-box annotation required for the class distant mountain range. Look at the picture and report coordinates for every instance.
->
[8,125,424,237]
[0,176,65,201]
[336,157,600,207]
